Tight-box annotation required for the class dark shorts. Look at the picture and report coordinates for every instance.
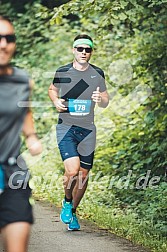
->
[0,186,34,229]
[56,124,96,169]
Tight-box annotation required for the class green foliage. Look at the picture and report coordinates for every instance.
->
[1,1,75,136]
[1,0,167,251]
[51,0,167,37]
[50,0,167,246]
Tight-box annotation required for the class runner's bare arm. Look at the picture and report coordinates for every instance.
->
[22,79,36,137]
[99,90,109,108]
[92,87,109,108]
[22,79,42,156]
[48,83,67,112]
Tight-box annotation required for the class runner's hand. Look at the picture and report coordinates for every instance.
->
[91,87,101,103]
[54,98,67,112]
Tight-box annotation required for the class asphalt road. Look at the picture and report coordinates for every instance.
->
[29,201,150,252]
[0,201,150,252]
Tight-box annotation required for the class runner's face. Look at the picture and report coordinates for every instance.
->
[73,44,92,64]
[0,20,16,67]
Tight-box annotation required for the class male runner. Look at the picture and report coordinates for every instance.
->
[0,16,42,251]
[48,34,109,230]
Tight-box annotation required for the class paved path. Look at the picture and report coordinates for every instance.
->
[29,201,150,252]
[0,201,150,252]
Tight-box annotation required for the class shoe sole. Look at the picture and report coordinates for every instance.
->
[68,227,80,231]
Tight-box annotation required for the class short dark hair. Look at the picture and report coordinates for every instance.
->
[74,34,93,42]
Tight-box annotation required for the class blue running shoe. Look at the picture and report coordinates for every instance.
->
[68,214,80,231]
[60,200,73,224]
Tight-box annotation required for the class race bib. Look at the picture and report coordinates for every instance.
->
[69,99,91,116]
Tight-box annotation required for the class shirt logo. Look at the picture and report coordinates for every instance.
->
[91,75,97,78]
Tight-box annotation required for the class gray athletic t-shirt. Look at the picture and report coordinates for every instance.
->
[53,63,106,127]
[0,67,30,172]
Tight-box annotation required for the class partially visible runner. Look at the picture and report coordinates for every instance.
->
[49,34,109,231]
[0,16,42,252]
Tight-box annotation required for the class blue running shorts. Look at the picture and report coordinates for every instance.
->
[56,124,96,169]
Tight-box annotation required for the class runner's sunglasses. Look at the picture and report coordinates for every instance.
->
[75,47,92,53]
[0,34,16,43]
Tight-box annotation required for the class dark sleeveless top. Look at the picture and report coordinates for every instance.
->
[0,67,30,187]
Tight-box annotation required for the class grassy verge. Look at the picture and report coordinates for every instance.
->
[22,129,166,252]
[77,202,167,252]
[30,164,167,252]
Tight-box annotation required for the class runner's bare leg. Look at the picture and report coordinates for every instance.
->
[1,222,31,252]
